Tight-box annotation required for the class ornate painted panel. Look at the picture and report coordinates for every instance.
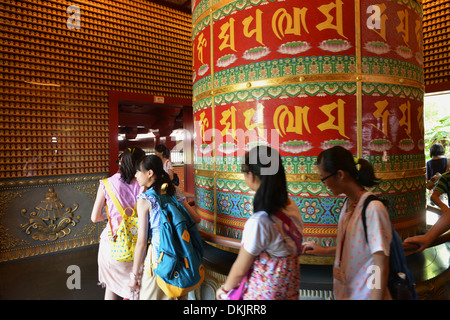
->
[192,0,426,249]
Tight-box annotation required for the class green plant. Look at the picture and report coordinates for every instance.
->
[424,96,450,160]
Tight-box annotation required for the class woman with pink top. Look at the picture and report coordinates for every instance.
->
[91,147,145,300]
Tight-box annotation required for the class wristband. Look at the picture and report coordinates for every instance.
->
[219,286,229,294]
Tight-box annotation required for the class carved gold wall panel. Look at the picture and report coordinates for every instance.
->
[20,188,80,241]
[0,174,106,262]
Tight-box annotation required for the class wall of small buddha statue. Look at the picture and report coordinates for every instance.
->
[0,0,192,262]
[422,0,450,92]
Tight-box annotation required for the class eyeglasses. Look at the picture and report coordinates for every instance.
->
[320,172,336,183]
[241,166,251,174]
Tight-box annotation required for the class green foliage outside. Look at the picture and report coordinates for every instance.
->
[424,92,450,161]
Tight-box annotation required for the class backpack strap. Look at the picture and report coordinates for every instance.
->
[103,179,137,219]
[145,187,191,222]
[361,194,418,299]
[144,188,172,223]
[103,178,129,219]
[102,178,118,239]
[361,194,386,243]
[145,188,164,207]
[102,178,137,236]
[145,184,171,203]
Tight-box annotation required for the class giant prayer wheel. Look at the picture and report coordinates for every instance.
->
[191,0,426,251]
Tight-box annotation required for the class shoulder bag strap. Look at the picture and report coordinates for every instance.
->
[102,178,120,239]
[103,178,126,218]
[103,179,139,237]
[274,211,303,252]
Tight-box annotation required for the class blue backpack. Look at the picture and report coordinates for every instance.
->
[146,189,205,298]
[361,195,417,300]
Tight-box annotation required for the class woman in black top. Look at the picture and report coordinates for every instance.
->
[426,143,448,180]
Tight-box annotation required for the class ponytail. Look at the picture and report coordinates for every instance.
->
[317,146,379,188]
[119,147,145,184]
[136,155,175,196]
[354,157,380,187]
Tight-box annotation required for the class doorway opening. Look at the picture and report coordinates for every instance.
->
[108,91,194,194]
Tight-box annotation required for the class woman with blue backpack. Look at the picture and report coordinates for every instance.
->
[216,146,303,300]
[128,155,202,300]
[302,146,393,299]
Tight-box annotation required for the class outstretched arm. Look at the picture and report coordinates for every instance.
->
[216,248,256,300]
[302,241,336,256]
[129,198,150,293]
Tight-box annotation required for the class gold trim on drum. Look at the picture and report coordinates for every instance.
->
[197,207,215,222]
[216,216,246,228]
[299,255,335,265]
[285,173,320,183]
[193,73,424,101]
[375,168,426,179]
[195,169,425,181]
[288,169,426,182]
[195,169,218,178]
[193,0,239,27]
[195,169,245,180]
[303,226,338,236]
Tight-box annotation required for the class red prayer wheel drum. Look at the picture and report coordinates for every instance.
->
[192,0,425,253]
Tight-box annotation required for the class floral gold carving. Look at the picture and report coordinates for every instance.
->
[20,188,80,241]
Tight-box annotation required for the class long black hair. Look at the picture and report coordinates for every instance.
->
[241,146,288,215]
[316,146,379,188]
[119,147,145,184]
[135,154,175,196]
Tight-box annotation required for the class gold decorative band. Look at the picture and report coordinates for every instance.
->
[195,168,426,181]
[193,73,424,102]
[303,226,338,236]
[197,207,215,221]
[299,255,335,265]
[194,0,423,28]
[216,216,246,228]
[375,168,426,180]
[0,174,106,189]
[193,0,234,27]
